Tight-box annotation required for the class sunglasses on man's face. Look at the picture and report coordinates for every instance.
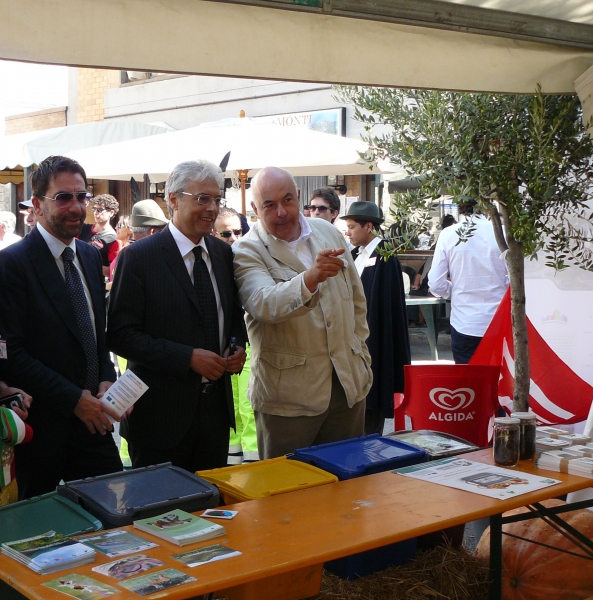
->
[310,205,329,213]
[218,229,242,238]
[42,192,93,209]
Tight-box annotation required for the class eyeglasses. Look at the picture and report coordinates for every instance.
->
[218,229,242,238]
[116,223,129,229]
[310,205,329,213]
[42,192,93,208]
[91,206,107,214]
[179,192,225,207]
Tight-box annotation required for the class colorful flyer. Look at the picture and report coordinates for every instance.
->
[100,369,148,423]
[78,529,158,557]
[395,458,561,500]
[172,544,241,567]
[118,568,197,596]
[92,553,164,580]
[43,573,120,598]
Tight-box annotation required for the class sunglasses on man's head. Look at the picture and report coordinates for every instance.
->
[218,229,242,238]
[310,205,329,213]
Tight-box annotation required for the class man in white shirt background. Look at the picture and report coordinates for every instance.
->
[428,200,508,364]
[342,202,410,434]
[0,211,22,250]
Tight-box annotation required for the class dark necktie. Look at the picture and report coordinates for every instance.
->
[192,246,220,355]
[62,246,100,395]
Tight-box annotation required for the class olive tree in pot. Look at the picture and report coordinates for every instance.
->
[335,86,593,411]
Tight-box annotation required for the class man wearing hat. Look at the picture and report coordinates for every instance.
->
[130,199,169,241]
[342,202,410,435]
[18,198,37,231]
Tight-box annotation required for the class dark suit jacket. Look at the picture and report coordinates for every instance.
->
[107,226,246,449]
[353,241,411,417]
[0,227,116,431]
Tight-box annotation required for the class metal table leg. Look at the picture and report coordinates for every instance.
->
[488,513,503,600]
[418,304,439,360]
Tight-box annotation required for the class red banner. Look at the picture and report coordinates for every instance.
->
[470,289,593,424]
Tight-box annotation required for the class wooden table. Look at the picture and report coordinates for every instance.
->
[406,296,447,359]
[1,450,592,600]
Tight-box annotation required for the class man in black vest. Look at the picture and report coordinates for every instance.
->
[342,202,411,435]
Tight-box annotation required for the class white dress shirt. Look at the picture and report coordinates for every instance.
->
[271,214,316,302]
[428,215,509,337]
[354,235,381,276]
[37,222,97,339]
[169,221,225,354]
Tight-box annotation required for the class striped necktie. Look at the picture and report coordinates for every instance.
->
[62,246,100,395]
[192,246,220,355]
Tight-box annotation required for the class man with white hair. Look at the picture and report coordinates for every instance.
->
[0,211,22,250]
[108,160,247,472]
[232,166,372,459]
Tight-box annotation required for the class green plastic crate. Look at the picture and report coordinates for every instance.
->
[0,491,102,545]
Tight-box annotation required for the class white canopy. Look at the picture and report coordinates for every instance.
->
[2,0,593,95]
[65,118,405,182]
[0,121,173,172]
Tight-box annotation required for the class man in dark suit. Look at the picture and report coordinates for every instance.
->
[0,156,123,499]
[108,160,247,473]
[342,202,411,435]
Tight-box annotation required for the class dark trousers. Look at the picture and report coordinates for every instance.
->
[255,370,365,459]
[128,386,230,473]
[364,409,386,436]
[450,325,482,364]
[15,416,123,500]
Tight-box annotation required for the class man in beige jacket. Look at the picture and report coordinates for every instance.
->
[232,167,372,459]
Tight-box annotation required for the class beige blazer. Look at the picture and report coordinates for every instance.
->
[232,217,372,417]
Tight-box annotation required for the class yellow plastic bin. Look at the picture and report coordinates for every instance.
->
[197,456,338,505]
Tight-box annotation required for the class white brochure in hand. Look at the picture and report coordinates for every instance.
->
[101,370,148,423]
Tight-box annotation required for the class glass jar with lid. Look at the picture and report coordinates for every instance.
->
[511,411,537,461]
[493,417,521,467]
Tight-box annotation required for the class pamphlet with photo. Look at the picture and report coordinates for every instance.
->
[395,458,560,499]
[118,568,197,596]
[172,544,241,567]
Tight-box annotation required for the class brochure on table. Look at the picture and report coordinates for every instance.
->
[395,458,561,500]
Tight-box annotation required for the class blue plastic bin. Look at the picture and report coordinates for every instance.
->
[290,434,429,480]
[324,538,417,579]
[291,435,427,579]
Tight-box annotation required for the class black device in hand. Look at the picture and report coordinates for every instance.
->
[0,392,25,411]
[229,337,237,356]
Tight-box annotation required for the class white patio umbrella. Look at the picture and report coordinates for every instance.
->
[0,121,174,184]
[66,118,404,212]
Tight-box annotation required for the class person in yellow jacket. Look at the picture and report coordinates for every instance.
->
[228,345,259,463]
[212,207,259,464]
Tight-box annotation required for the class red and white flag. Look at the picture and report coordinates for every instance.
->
[470,289,593,425]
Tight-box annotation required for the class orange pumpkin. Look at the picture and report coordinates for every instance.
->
[475,499,593,600]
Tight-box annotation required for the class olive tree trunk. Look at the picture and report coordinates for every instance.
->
[494,203,530,412]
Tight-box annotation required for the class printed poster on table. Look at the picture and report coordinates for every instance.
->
[395,458,561,500]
